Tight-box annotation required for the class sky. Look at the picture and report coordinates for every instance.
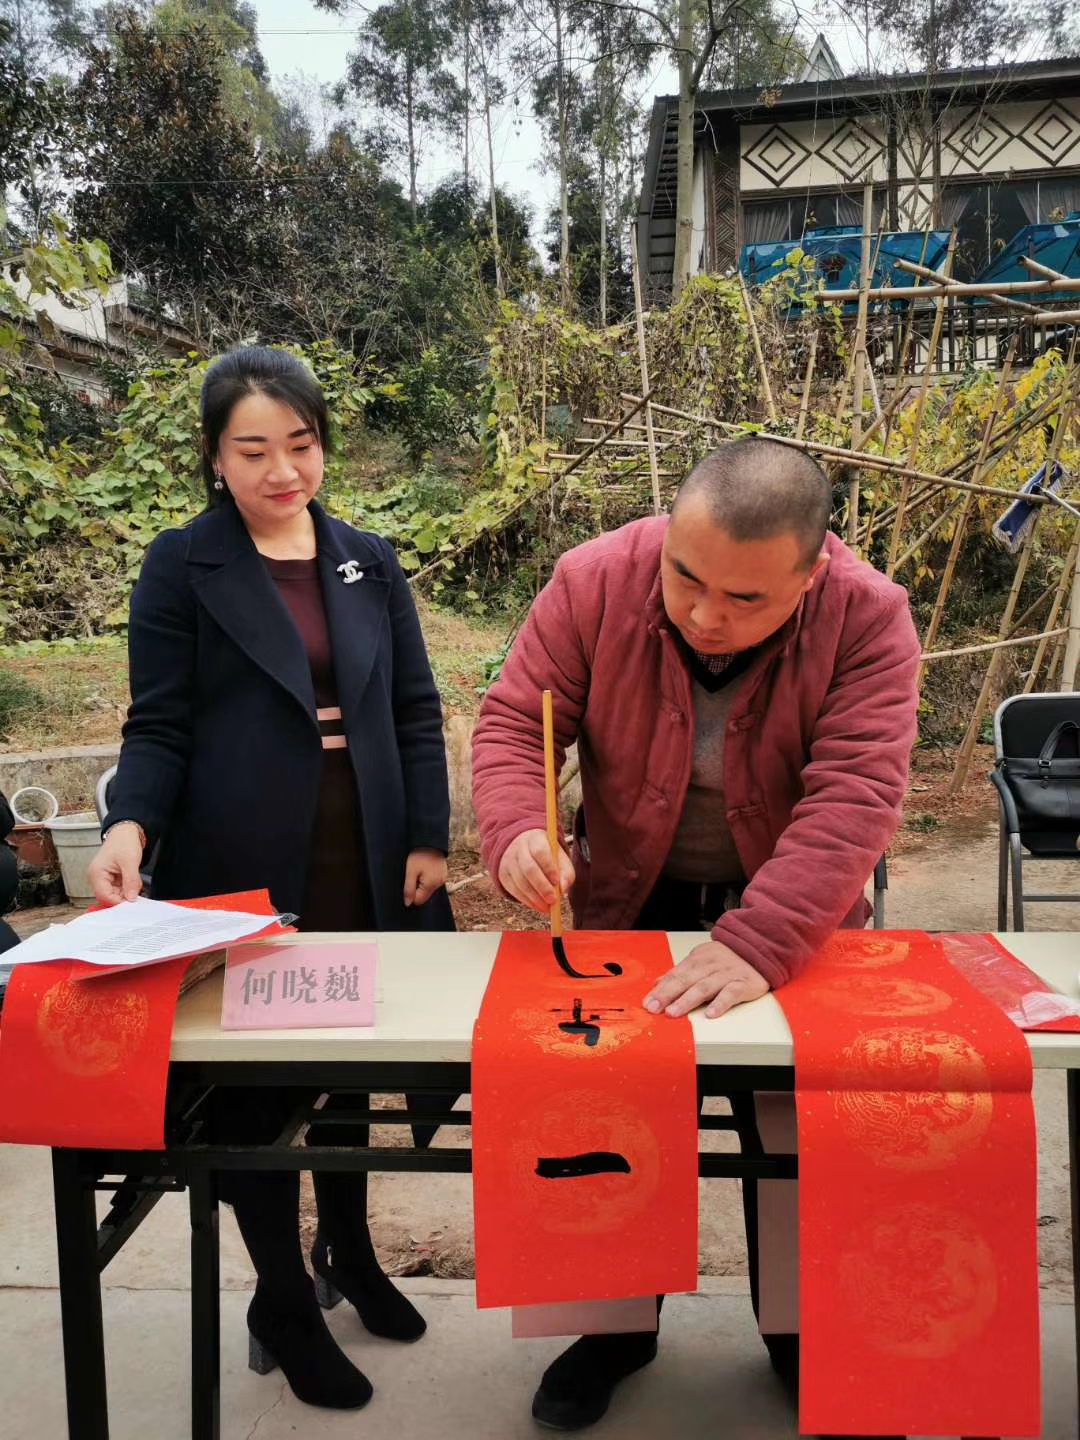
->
[250,1,871,241]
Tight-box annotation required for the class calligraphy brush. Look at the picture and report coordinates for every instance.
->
[542,689,621,980]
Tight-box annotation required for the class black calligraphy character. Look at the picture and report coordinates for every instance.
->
[535,1152,632,1179]
[552,998,625,1048]
[552,937,622,980]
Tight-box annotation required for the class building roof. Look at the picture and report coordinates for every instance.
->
[637,53,1080,293]
[800,35,844,84]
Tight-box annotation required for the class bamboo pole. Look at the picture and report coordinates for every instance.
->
[617,394,1059,504]
[947,335,1079,789]
[795,331,818,441]
[947,523,1041,792]
[571,438,660,449]
[917,339,1020,681]
[885,231,957,577]
[894,496,965,571]
[847,181,875,549]
[1019,255,1070,283]
[1061,563,1080,692]
[1010,579,1060,636]
[582,419,687,437]
[894,230,933,384]
[895,257,1039,315]
[409,389,656,586]
[922,628,1067,663]
[540,349,547,442]
[1024,531,1080,693]
[811,275,1080,303]
[737,271,779,427]
[630,220,662,516]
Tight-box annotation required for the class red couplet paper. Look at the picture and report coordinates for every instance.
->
[0,890,281,1151]
[942,931,1080,1033]
[471,930,698,1309]
[776,930,1040,1439]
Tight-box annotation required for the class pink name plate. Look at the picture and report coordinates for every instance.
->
[221,942,377,1029]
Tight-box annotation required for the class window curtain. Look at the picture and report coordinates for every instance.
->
[1015,182,1040,224]
[940,185,978,231]
[1040,181,1080,222]
[742,199,792,244]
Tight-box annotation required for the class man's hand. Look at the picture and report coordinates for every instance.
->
[643,940,770,1019]
[497,828,576,913]
[403,848,448,906]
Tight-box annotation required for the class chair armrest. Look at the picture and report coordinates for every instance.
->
[988,768,1022,834]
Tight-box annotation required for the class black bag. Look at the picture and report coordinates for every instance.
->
[999,720,1080,846]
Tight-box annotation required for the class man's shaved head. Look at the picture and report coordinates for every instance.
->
[673,438,831,569]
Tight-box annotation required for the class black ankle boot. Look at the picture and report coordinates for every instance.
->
[531,1331,659,1431]
[310,1226,426,1342]
[246,1282,373,1410]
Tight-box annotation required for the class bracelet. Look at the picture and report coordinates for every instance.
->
[104,819,147,850]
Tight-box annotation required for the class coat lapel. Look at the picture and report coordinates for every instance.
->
[187,503,317,723]
[311,502,391,733]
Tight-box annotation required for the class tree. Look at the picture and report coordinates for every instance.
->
[0,11,80,234]
[861,0,1072,72]
[545,167,633,323]
[517,0,587,308]
[318,0,464,225]
[590,0,801,299]
[69,8,282,341]
[425,171,537,293]
[579,2,654,324]
[150,0,283,140]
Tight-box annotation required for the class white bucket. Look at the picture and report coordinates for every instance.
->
[45,811,102,907]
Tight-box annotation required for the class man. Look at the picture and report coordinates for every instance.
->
[472,438,921,1430]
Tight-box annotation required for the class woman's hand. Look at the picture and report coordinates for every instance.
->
[87,823,145,905]
[403,848,448,907]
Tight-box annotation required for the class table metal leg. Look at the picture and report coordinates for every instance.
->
[51,1148,109,1440]
[189,1167,221,1440]
[1069,1069,1080,1440]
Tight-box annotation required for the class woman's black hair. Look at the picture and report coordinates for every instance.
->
[199,346,329,508]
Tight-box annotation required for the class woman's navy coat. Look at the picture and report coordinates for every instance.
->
[105,499,454,931]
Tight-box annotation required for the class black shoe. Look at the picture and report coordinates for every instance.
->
[311,1229,426,1343]
[531,1332,659,1431]
[246,1283,373,1410]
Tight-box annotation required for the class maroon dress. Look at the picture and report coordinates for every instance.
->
[263,557,374,932]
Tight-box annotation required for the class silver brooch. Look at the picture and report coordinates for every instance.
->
[337,561,364,584]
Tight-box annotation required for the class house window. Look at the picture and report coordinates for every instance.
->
[741,189,886,245]
[943,176,1080,280]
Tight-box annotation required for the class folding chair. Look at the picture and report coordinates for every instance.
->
[988,692,1080,930]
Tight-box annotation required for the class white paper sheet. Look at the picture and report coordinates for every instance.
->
[3,896,286,969]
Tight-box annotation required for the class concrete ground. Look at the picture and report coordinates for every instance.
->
[3,809,1080,1436]
[1,1138,1077,1439]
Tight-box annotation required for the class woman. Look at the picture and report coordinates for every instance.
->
[89,346,454,1412]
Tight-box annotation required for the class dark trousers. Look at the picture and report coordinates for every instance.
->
[0,844,19,954]
[632,874,780,1341]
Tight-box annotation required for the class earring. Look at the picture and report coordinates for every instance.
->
[213,474,225,492]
